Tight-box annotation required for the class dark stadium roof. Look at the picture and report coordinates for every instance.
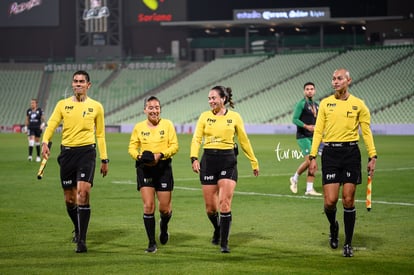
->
[161,16,405,29]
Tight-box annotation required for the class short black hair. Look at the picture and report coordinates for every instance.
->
[144,95,160,108]
[73,70,90,82]
[303,82,315,89]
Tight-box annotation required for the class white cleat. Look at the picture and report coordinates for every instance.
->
[36,156,41,162]
[289,177,298,194]
[28,156,33,161]
[305,189,322,196]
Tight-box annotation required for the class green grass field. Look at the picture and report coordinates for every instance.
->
[1,133,413,274]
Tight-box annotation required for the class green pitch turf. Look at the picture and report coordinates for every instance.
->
[0,133,413,274]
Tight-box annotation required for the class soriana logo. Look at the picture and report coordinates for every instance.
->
[139,0,172,22]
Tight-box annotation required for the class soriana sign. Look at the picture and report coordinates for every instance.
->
[124,0,187,25]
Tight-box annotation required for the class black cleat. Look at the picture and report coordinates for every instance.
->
[75,240,87,253]
[343,244,354,257]
[159,231,169,245]
[220,245,230,253]
[211,228,220,245]
[145,243,157,253]
[72,230,79,243]
[329,221,339,249]
[159,220,169,245]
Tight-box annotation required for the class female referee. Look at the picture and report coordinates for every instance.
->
[190,86,259,253]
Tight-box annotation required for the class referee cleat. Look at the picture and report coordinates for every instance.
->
[305,189,322,196]
[159,232,169,245]
[36,156,41,162]
[220,245,230,253]
[28,156,32,161]
[289,177,298,194]
[72,230,79,243]
[159,220,169,245]
[343,244,354,257]
[211,228,220,245]
[329,221,339,249]
[75,240,87,253]
[145,243,157,253]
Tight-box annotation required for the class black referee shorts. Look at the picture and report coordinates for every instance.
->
[57,144,96,189]
[321,142,361,185]
[199,149,238,185]
[136,159,174,191]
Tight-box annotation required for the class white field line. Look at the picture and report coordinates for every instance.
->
[112,167,414,207]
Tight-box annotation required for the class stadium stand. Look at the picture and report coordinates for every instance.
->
[0,69,43,126]
[0,45,413,130]
[106,55,267,124]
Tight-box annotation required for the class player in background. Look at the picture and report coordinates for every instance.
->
[289,82,322,196]
[24,99,46,162]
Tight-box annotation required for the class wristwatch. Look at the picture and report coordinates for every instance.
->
[101,159,110,164]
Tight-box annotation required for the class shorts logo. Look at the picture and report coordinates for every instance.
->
[204,175,214,181]
[161,183,167,189]
[62,180,72,186]
[144,178,153,184]
[346,172,351,178]
[221,171,227,176]
[80,173,85,178]
[326,173,336,180]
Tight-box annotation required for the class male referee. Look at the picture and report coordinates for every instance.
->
[42,70,109,253]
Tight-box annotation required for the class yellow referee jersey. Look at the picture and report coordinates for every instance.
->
[128,118,179,160]
[310,94,377,158]
[191,110,259,170]
[42,97,108,159]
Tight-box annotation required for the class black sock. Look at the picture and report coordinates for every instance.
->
[36,145,41,157]
[66,203,78,234]
[143,213,156,245]
[344,207,356,245]
[160,211,172,232]
[78,204,91,242]
[208,212,220,232]
[29,146,33,156]
[324,207,337,227]
[220,212,232,247]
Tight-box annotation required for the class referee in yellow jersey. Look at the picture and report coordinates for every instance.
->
[190,86,259,253]
[42,70,109,253]
[309,68,377,257]
[128,96,179,253]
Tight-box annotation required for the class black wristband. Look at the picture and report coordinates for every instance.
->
[191,157,198,164]
[101,159,109,164]
[368,155,377,162]
[309,155,316,161]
